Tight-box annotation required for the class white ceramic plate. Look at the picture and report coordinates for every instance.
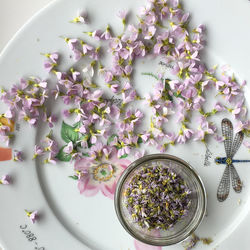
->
[0,0,250,249]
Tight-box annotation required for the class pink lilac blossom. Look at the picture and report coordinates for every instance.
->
[33,145,44,159]
[101,25,112,40]
[84,30,102,41]
[42,113,58,128]
[230,99,247,120]
[41,52,59,63]
[117,10,127,26]
[80,40,93,55]
[32,132,59,164]
[193,117,216,141]
[0,175,11,185]
[44,60,57,72]
[144,25,156,40]
[13,150,23,162]
[25,210,38,224]
[0,77,53,130]
[42,52,59,72]
[71,10,88,24]
[235,120,250,133]
[44,152,57,164]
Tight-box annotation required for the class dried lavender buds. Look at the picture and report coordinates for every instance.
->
[124,164,191,230]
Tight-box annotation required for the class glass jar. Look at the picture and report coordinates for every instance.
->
[114,154,207,246]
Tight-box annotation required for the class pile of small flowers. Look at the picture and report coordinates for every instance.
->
[0,0,250,195]
[49,0,249,161]
[124,164,191,230]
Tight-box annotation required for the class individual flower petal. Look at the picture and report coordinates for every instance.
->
[117,10,127,25]
[44,60,56,72]
[144,26,156,40]
[63,141,74,154]
[101,25,112,40]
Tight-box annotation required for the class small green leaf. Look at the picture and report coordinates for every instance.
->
[69,175,78,180]
[61,121,79,143]
[120,153,128,159]
[137,137,143,144]
[82,152,90,157]
[107,134,118,145]
[56,145,72,162]
[79,134,89,141]
[73,121,81,128]
[162,79,173,101]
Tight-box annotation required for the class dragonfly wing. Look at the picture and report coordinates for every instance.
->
[230,131,244,158]
[221,118,233,157]
[230,163,242,193]
[217,164,230,202]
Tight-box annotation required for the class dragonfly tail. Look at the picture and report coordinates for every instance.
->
[232,160,250,163]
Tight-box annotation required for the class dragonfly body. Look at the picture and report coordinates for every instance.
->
[216,118,247,202]
[215,157,250,164]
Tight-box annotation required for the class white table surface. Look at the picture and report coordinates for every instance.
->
[0,1,53,250]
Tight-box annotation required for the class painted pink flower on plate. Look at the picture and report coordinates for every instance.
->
[74,151,130,199]
[134,240,162,250]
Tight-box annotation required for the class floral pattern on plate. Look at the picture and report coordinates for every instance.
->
[0,115,14,161]
[74,148,130,199]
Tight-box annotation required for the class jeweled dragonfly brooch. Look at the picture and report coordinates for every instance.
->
[215,118,250,202]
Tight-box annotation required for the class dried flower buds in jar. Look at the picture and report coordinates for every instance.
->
[124,164,191,230]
